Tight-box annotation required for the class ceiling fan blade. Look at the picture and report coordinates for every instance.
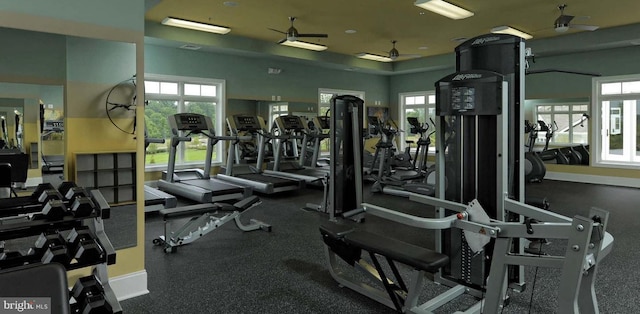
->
[556,14,575,25]
[268,28,287,34]
[399,54,422,58]
[297,33,328,38]
[571,24,599,31]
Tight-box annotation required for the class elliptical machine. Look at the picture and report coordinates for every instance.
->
[524,120,546,183]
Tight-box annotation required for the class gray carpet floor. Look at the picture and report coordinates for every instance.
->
[118,180,638,313]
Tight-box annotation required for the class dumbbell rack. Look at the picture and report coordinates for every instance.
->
[0,182,121,313]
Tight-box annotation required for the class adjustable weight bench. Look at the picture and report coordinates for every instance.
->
[320,222,449,313]
[153,195,271,253]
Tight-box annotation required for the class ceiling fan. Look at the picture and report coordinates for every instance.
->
[554,4,599,33]
[268,17,328,42]
[388,40,420,61]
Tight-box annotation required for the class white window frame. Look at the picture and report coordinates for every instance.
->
[592,74,640,168]
[533,101,590,146]
[318,88,365,116]
[144,74,226,171]
[398,91,436,152]
[268,102,288,130]
[318,88,365,155]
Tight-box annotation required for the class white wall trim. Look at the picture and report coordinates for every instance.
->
[546,171,640,188]
[110,270,149,301]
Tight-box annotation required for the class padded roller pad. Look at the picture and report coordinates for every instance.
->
[344,230,449,273]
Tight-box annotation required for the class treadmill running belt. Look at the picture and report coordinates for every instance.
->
[238,173,297,187]
[184,180,245,196]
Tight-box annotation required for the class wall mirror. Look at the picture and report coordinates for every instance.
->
[0,26,138,250]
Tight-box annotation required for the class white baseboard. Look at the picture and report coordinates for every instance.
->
[109,270,149,301]
[546,171,640,188]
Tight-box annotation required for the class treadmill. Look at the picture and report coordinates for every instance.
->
[144,137,177,212]
[216,115,304,194]
[263,115,328,184]
[157,113,252,203]
[302,116,330,168]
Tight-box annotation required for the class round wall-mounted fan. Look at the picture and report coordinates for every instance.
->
[269,17,328,42]
[105,76,138,135]
[554,4,599,33]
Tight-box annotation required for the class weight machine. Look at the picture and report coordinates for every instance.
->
[319,34,614,313]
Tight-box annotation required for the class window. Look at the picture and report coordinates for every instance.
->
[593,75,640,166]
[268,103,288,130]
[144,75,225,169]
[534,102,589,145]
[318,88,365,153]
[399,91,436,152]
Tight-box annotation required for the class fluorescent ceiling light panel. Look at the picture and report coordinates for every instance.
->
[162,17,231,34]
[490,26,533,39]
[357,53,393,62]
[414,0,474,20]
[280,40,327,51]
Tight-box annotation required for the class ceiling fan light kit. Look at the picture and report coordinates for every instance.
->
[280,40,328,51]
[414,0,474,20]
[161,17,231,34]
[490,26,533,39]
[356,53,393,62]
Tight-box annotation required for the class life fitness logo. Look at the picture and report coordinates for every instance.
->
[452,74,482,81]
[1,298,50,314]
[471,36,501,45]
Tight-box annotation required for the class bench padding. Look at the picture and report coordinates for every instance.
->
[321,223,449,273]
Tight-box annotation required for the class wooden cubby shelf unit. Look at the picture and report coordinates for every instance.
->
[75,151,136,205]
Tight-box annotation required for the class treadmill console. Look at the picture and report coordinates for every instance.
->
[313,116,330,130]
[276,115,306,132]
[168,113,213,132]
[232,115,262,132]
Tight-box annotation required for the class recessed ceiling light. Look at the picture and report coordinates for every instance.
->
[345,29,357,34]
[223,1,238,7]
[451,37,467,43]
[418,46,429,50]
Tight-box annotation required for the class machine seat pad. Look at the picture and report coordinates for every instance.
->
[319,223,356,239]
[344,230,449,273]
[160,203,219,219]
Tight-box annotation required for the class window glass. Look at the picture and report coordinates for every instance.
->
[405,96,415,105]
[160,82,178,95]
[184,84,200,96]
[555,105,570,112]
[144,81,160,94]
[184,101,217,162]
[201,85,216,97]
[622,81,640,94]
[601,82,621,95]
[145,100,178,165]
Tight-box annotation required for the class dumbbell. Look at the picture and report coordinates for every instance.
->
[31,183,56,201]
[28,231,71,265]
[57,181,78,197]
[71,275,113,314]
[67,227,103,265]
[59,183,97,218]
[0,250,36,269]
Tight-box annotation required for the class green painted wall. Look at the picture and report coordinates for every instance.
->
[0,0,144,31]
[0,27,66,82]
[145,45,390,105]
[526,45,640,99]
[66,37,136,84]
